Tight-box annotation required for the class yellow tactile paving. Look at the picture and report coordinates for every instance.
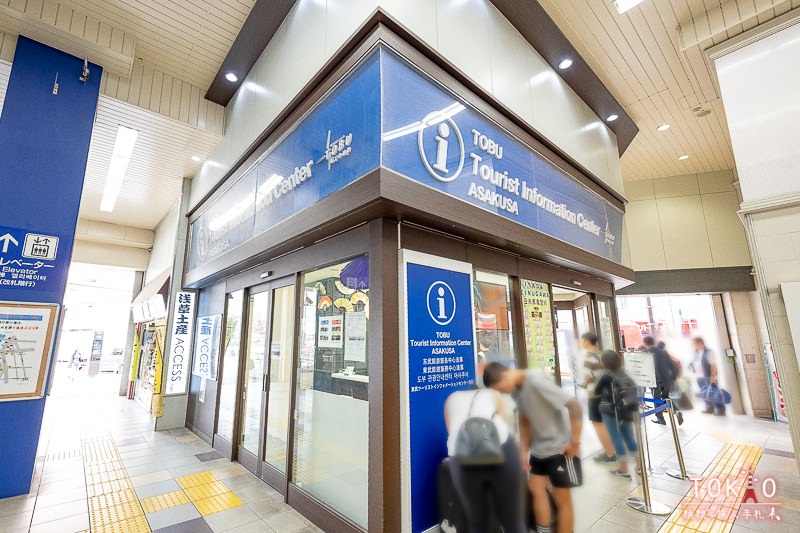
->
[92,514,151,533]
[193,491,245,516]
[658,442,764,533]
[87,478,134,497]
[89,488,139,511]
[176,471,216,489]
[89,500,145,526]
[140,490,191,514]
[183,480,230,501]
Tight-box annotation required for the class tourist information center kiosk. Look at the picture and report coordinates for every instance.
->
[182,28,634,533]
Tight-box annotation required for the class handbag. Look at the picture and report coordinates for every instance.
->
[453,391,505,466]
[697,382,732,405]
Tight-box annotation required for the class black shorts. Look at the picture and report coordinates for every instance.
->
[530,454,582,489]
[588,396,602,423]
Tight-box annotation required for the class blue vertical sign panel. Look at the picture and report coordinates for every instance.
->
[404,260,476,532]
[0,37,101,498]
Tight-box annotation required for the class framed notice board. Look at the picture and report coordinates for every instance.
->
[0,301,59,401]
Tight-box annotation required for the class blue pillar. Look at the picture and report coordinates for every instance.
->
[0,37,101,498]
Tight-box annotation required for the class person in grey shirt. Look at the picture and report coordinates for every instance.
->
[484,362,583,533]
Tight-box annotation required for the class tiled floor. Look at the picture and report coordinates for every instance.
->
[1,371,799,532]
[0,376,322,533]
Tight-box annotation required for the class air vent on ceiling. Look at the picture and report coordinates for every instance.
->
[693,106,712,118]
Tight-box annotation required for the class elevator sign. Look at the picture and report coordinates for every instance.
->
[0,225,64,293]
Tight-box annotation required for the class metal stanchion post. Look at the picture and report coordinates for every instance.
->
[665,399,695,480]
[627,406,671,516]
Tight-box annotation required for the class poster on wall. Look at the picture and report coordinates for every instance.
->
[318,314,343,349]
[344,311,367,363]
[400,250,477,533]
[192,314,221,380]
[520,279,555,372]
[0,302,59,401]
[165,291,196,396]
[764,343,788,423]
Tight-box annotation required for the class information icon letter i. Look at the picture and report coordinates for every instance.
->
[433,123,450,173]
[437,287,447,320]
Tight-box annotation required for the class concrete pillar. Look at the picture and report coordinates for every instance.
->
[709,12,800,465]
[0,37,101,497]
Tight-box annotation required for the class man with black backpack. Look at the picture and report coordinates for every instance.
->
[484,362,583,533]
[643,336,683,426]
[595,350,641,478]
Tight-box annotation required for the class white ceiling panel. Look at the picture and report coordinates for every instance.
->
[59,0,256,89]
[539,0,800,181]
[79,95,221,229]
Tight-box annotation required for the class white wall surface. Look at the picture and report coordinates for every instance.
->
[623,170,751,271]
[189,0,623,209]
[145,200,180,284]
[715,21,800,204]
[72,240,149,271]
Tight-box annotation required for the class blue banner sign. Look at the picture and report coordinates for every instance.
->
[187,48,624,276]
[401,252,477,532]
[188,53,383,272]
[380,52,623,263]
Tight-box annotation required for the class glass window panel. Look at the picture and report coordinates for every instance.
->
[217,291,243,443]
[474,270,515,380]
[241,291,269,455]
[264,285,295,473]
[292,256,369,528]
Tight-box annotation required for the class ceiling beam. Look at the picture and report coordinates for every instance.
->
[205,0,297,105]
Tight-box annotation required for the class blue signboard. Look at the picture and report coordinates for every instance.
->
[402,253,477,532]
[187,52,383,271]
[381,51,623,263]
[0,225,70,296]
[187,47,625,277]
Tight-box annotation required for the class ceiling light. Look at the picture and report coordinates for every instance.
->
[191,155,202,162]
[558,59,573,70]
[100,125,139,212]
[614,0,646,14]
[678,154,690,161]
[225,72,238,82]
[657,124,671,132]
[606,114,619,122]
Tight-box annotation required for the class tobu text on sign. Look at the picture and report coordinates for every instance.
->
[401,252,477,532]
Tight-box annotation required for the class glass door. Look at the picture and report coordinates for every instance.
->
[236,279,297,488]
[261,284,295,489]
[238,289,271,473]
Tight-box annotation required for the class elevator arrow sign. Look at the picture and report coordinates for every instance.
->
[0,233,18,253]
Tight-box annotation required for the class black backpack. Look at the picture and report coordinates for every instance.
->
[453,391,504,466]
[611,373,639,416]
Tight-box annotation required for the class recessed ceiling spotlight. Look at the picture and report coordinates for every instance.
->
[225,72,238,82]
[657,124,671,132]
[678,154,690,161]
[191,155,202,162]
[558,58,573,70]
[606,114,619,122]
